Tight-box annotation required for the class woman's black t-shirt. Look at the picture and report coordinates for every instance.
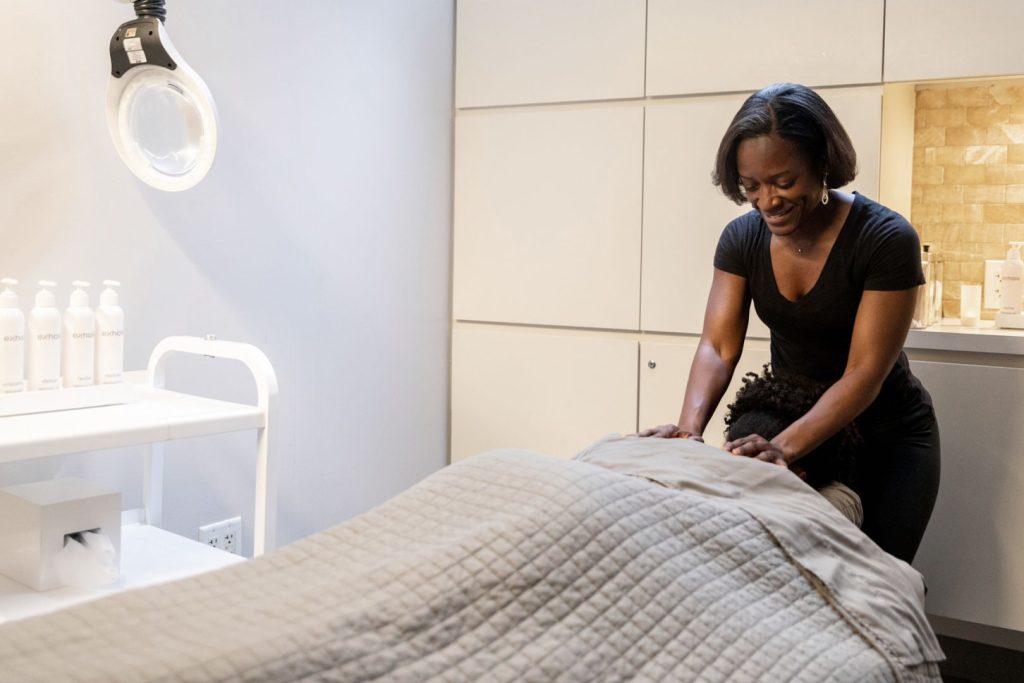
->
[713,193,930,430]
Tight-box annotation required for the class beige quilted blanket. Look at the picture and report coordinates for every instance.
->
[0,446,942,682]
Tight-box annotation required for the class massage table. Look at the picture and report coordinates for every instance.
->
[0,436,943,682]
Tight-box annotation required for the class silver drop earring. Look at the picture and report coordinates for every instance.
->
[821,176,829,205]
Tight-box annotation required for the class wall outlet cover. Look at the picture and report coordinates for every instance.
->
[984,260,1003,310]
[198,516,241,555]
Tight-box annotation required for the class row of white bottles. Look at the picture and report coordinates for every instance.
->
[0,279,124,394]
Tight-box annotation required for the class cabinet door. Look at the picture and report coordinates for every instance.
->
[454,106,643,330]
[451,325,638,462]
[641,95,754,335]
[455,0,646,108]
[910,360,1024,632]
[885,1,1024,82]
[646,1,884,97]
[639,340,771,447]
[823,87,883,199]
[641,87,881,335]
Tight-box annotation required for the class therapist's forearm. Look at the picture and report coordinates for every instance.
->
[772,286,920,462]
[677,342,737,438]
[771,367,883,463]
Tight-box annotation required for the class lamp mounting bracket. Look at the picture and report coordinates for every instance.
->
[109,18,177,79]
[131,0,167,23]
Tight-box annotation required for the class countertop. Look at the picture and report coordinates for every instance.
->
[905,319,1024,355]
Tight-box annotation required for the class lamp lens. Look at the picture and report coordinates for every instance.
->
[127,81,204,176]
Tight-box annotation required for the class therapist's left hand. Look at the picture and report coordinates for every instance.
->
[722,434,788,467]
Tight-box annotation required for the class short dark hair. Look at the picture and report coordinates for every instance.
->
[724,365,861,489]
[713,83,858,205]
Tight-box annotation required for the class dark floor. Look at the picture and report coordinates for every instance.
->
[936,634,1024,682]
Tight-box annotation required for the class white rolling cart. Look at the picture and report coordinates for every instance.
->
[0,336,278,622]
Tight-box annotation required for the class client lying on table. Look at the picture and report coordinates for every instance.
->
[724,366,864,526]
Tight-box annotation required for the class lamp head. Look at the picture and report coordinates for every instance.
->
[107,2,218,191]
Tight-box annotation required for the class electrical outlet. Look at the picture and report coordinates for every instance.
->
[984,260,1003,310]
[198,516,241,555]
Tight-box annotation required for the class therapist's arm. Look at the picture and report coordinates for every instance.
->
[675,268,751,439]
[726,287,918,464]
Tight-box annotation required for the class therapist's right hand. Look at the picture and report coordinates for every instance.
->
[636,424,704,441]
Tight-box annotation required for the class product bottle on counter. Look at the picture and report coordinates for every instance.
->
[929,247,944,323]
[996,242,1024,329]
[27,281,61,391]
[95,280,124,385]
[0,278,26,394]
[1000,242,1024,314]
[913,245,933,328]
[62,281,95,388]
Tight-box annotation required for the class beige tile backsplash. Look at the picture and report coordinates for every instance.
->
[911,81,1024,318]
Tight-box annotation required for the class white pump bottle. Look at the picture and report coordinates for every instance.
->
[996,242,1024,329]
[0,278,26,394]
[95,280,124,384]
[27,281,62,391]
[62,281,96,388]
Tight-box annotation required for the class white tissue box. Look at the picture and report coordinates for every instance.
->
[0,478,121,591]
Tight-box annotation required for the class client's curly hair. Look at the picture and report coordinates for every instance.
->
[723,365,861,489]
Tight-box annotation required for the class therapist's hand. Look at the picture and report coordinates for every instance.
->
[636,424,704,441]
[723,434,788,467]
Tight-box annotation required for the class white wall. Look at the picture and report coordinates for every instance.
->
[0,1,454,551]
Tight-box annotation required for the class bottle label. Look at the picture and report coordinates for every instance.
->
[63,322,95,386]
[0,331,24,389]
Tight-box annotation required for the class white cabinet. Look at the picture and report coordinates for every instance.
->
[646,1,884,97]
[450,4,914,495]
[639,339,771,447]
[455,0,646,108]
[451,325,637,462]
[640,87,882,335]
[822,87,883,199]
[910,360,1024,632]
[454,106,643,330]
[885,0,1024,82]
[641,95,755,335]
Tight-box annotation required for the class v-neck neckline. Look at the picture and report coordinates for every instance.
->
[766,193,860,305]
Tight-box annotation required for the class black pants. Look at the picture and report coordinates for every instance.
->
[857,402,941,564]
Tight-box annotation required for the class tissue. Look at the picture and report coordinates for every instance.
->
[52,531,119,589]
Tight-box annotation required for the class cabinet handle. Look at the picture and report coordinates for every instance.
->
[648,360,656,369]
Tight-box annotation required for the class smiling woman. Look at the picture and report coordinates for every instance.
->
[639,83,941,565]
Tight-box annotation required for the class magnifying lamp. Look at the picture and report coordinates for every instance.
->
[107,0,218,191]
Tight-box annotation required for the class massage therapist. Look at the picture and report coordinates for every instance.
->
[640,83,940,563]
